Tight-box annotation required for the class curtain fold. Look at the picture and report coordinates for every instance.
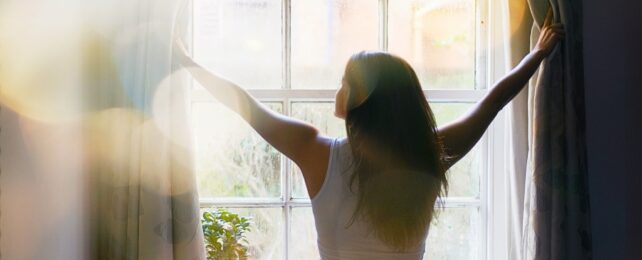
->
[84,0,205,259]
[502,0,534,259]
[506,0,592,259]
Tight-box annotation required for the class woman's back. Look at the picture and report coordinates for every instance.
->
[311,138,427,260]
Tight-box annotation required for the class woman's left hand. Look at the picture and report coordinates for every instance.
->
[533,23,565,56]
[533,10,566,56]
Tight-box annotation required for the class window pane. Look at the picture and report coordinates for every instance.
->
[389,0,476,90]
[290,207,319,259]
[202,207,284,259]
[291,0,379,89]
[430,102,472,126]
[290,102,345,198]
[446,145,481,197]
[193,102,283,198]
[430,102,481,197]
[426,207,480,259]
[194,0,282,89]
[291,102,346,137]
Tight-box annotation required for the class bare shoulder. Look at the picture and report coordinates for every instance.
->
[294,135,335,199]
[295,135,333,173]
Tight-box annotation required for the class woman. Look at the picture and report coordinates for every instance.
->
[175,19,564,260]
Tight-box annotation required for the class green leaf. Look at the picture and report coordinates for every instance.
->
[201,208,252,260]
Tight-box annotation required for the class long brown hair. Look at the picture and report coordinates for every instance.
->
[344,51,448,250]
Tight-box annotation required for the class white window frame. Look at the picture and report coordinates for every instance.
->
[189,0,509,259]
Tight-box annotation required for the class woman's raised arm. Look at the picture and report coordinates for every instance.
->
[438,18,564,169]
[174,40,332,172]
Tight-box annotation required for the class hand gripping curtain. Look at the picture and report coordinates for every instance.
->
[84,0,205,259]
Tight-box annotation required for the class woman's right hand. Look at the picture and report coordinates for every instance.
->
[173,38,194,66]
[533,10,565,56]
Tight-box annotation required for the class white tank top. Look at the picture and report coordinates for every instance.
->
[310,137,426,260]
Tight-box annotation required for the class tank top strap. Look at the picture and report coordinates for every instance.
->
[311,137,345,203]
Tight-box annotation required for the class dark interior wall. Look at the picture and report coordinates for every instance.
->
[583,0,642,259]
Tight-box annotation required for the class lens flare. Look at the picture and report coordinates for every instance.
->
[0,0,85,123]
[151,68,193,149]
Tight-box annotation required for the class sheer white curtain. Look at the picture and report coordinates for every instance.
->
[508,3,534,260]
[0,0,205,259]
[495,0,534,259]
[0,0,87,259]
[84,0,205,259]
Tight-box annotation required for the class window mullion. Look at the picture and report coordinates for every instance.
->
[192,89,487,101]
[476,0,489,91]
[379,0,389,51]
[283,99,292,260]
[283,0,291,90]
[283,0,292,259]
[478,0,491,257]
[198,200,481,209]
[199,198,286,208]
[284,203,292,260]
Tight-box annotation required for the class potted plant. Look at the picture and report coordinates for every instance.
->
[201,209,252,260]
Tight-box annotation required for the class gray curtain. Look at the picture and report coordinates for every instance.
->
[526,0,592,259]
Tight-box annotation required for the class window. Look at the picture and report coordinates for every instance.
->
[190,0,503,259]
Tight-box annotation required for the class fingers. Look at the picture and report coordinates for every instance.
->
[544,23,565,38]
[549,23,564,29]
[550,24,565,36]
[173,38,186,56]
[543,7,553,27]
[534,12,567,55]
[548,30,564,38]
[538,25,565,53]
[548,29,564,41]
[172,38,192,64]
[175,38,185,48]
